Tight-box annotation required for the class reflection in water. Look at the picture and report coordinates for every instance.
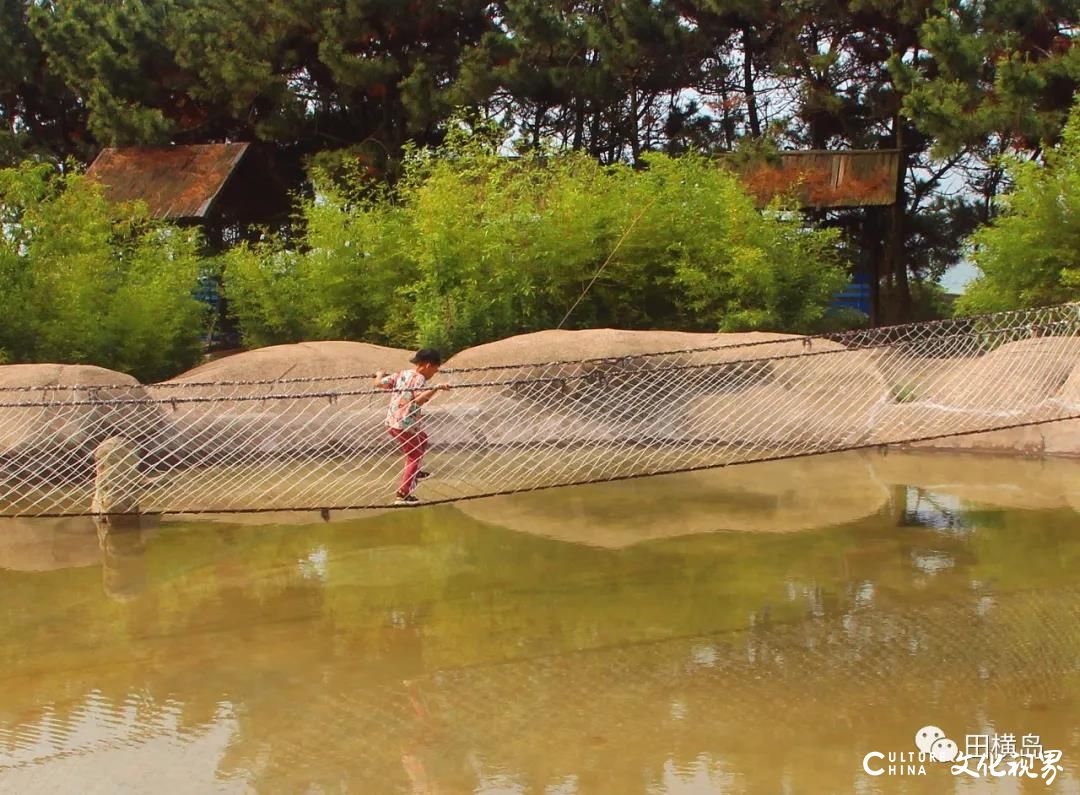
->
[0,518,152,600]
[902,488,970,531]
[0,691,242,793]
[0,517,101,572]
[0,451,1078,793]
[0,516,152,600]
[455,453,894,545]
[97,523,149,601]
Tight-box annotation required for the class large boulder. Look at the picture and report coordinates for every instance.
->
[0,365,164,514]
[894,419,1080,457]
[683,346,888,450]
[1052,360,1080,412]
[930,336,1080,410]
[436,328,873,449]
[878,337,1080,454]
[444,328,803,370]
[169,340,412,383]
[0,364,151,454]
[150,341,414,459]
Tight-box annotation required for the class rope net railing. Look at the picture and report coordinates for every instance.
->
[1,303,1079,518]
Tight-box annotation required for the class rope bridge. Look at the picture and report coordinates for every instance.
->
[1,304,1079,518]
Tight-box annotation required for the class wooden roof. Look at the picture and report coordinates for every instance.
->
[84,144,898,221]
[737,149,900,208]
[85,143,250,220]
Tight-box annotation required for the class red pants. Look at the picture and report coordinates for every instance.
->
[388,427,428,496]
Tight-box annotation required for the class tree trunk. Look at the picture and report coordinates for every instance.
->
[883,116,912,323]
[866,207,885,326]
[742,27,761,138]
[572,96,585,150]
[719,83,735,149]
[532,103,545,149]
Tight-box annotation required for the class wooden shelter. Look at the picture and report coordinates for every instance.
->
[736,149,901,209]
[85,143,297,348]
[85,143,294,241]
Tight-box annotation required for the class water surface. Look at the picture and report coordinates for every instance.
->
[1,451,1079,793]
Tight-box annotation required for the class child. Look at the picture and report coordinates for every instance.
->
[375,349,449,504]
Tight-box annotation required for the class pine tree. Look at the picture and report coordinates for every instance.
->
[0,0,86,164]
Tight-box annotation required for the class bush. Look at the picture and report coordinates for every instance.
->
[909,279,956,321]
[224,120,846,353]
[0,162,207,381]
[223,172,417,349]
[958,100,1080,314]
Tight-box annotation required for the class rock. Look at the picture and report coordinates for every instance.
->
[439,328,857,447]
[0,365,165,509]
[169,340,413,383]
[151,341,414,458]
[684,347,889,449]
[926,336,1080,411]
[445,328,804,370]
[898,418,1080,457]
[878,338,1080,455]
[91,436,144,518]
[1053,363,1080,411]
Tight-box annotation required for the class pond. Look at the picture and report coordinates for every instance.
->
[1,450,1078,793]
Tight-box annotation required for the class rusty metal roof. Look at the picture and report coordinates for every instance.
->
[85,143,250,220]
[737,149,900,208]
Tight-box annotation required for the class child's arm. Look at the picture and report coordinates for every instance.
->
[414,383,449,406]
[374,371,396,390]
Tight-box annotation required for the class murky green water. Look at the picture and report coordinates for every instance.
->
[1,450,1079,794]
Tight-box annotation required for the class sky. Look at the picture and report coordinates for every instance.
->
[938,260,979,295]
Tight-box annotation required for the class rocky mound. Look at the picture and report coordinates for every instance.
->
[436,328,888,448]
[150,341,415,459]
[0,364,163,493]
[167,340,413,384]
[926,336,1080,411]
[874,337,1080,454]
[445,328,805,369]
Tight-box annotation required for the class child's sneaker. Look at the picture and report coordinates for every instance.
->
[416,470,432,480]
[394,493,420,505]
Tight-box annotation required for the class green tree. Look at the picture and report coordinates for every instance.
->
[899,0,1080,159]
[31,0,502,176]
[0,0,87,164]
[0,162,207,381]
[400,125,845,349]
[893,0,1080,258]
[958,100,1080,313]
[678,0,1079,322]
[224,168,416,348]
[489,0,716,162]
[13,0,1080,332]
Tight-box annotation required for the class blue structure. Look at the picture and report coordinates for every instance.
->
[831,270,872,316]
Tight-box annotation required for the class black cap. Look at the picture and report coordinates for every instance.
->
[410,348,442,366]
